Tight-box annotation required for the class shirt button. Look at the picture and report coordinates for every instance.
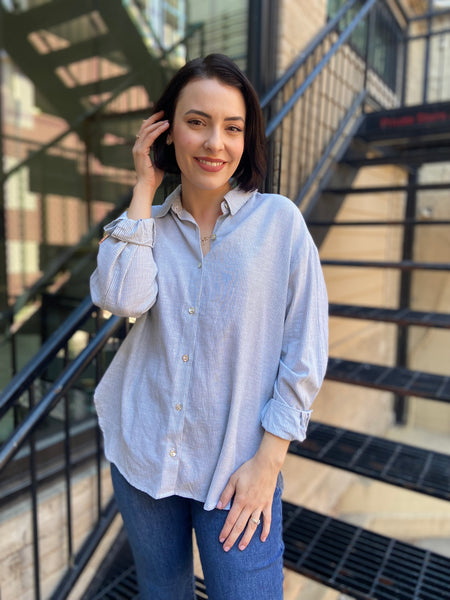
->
[175,403,183,411]
[197,262,202,268]
[169,448,177,457]
[211,233,216,241]
[188,306,195,314]
[182,354,189,362]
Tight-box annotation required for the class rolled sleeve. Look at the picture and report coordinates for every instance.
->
[261,216,328,442]
[90,216,158,318]
[105,214,156,246]
[261,397,312,441]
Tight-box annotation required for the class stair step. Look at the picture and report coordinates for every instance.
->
[14,0,95,32]
[289,422,450,500]
[321,259,450,271]
[344,144,450,167]
[309,219,450,227]
[329,303,450,329]
[282,502,450,600]
[326,358,450,402]
[323,182,450,194]
[43,33,119,68]
[86,506,450,600]
[72,74,132,98]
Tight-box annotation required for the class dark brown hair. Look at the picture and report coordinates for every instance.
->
[152,54,266,192]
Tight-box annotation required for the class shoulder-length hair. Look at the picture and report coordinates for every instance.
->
[152,54,266,192]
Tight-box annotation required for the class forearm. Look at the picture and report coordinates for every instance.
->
[254,431,290,473]
[127,180,155,220]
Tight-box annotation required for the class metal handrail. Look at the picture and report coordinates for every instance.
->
[0,312,123,471]
[0,296,96,417]
[260,0,360,110]
[264,0,378,138]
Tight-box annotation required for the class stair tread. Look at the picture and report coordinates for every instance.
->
[85,505,450,600]
[11,0,96,32]
[282,502,450,600]
[322,258,450,271]
[72,73,133,98]
[289,421,450,500]
[43,33,119,68]
[329,303,450,328]
[326,357,450,402]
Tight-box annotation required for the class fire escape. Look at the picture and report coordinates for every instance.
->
[0,1,449,599]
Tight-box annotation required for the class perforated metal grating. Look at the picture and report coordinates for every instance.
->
[289,422,450,500]
[282,502,450,600]
[329,304,450,329]
[326,358,450,402]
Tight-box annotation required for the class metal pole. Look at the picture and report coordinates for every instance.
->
[422,0,432,103]
[0,7,10,330]
[394,167,418,424]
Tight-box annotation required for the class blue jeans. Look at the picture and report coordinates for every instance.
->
[111,464,284,600]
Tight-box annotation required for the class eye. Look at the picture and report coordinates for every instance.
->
[187,118,204,127]
[227,125,244,133]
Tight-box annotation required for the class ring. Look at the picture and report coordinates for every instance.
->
[250,517,260,525]
[136,134,140,139]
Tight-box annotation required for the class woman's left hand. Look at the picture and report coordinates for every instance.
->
[217,433,290,552]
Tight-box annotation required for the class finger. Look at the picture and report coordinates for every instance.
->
[238,513,261,551]
[261,507,271,542]
[135,120,169,145]
[217,480,236,510]
[222,509,252,552]
[218,499,241,543]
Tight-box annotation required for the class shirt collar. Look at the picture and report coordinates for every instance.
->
[152,184,256,219]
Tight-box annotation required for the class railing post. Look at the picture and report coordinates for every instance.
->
[83,119,93,230]
[400,19,409,106]
[422,0,433,103]
[363,3,376,101]
[0,8,10,333]
[394,167,418,424]
[246,0,279,96]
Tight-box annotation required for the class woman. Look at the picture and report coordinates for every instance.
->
[90,53,328,600]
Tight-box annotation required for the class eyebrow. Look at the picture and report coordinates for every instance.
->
[184,109,245,122]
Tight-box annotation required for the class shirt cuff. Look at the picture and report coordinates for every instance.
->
[104,216,156,247]
[261,397,312,442]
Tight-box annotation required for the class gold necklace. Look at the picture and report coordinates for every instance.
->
[200,233,216,245]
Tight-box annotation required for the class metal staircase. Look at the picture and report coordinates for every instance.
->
[1,0,169,123]
[0,1,449,599]
[0,0,186,380]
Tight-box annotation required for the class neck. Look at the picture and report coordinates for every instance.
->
[180,182,230,225]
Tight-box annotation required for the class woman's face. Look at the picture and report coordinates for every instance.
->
[168,77,246,199]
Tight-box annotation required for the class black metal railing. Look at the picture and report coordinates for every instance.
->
[0,297,126,600]
[1,1,449,598]
[261,0,408,210]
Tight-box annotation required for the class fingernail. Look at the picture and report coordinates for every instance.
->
[261,536,267,542]
[217,501,223,509]
[239,544,245,551]
[219,537,225,543]
[223,546,230,552]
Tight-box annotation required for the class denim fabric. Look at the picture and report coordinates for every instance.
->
[111,463,284,600]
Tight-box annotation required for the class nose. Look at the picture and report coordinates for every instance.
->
[204,126,224,152]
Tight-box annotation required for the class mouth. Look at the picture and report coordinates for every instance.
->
[195,157,226,172]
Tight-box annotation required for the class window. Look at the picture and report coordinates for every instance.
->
[327,0,403,93]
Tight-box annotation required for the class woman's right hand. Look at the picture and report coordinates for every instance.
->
[128,111,170,219]
[132,110,170,195]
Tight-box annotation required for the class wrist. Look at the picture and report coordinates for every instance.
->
[256,432,290,471]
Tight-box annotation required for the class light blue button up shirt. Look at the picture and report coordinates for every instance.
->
[90,186,328,510]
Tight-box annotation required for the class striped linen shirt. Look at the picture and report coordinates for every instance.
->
[90,185,328,511]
